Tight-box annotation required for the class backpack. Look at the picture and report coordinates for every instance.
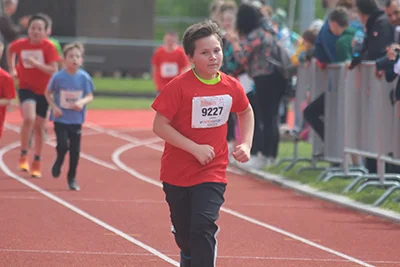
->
[268,37,297,80]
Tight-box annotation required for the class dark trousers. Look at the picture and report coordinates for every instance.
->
[54,122,82,178]
[226,113,236,142]
[303,92,325,141]
[253,74,285,158]
[163,182,226,267]
[247,91,263,156]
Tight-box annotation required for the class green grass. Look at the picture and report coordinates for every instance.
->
[93,77,155,94]
[270,141,400,214]
[87,97,154,110]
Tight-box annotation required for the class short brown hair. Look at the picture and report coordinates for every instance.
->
[63,42,84,57]
[182,20,222,57]
[329,6,350,28]
[302,29,318,45]
[36,12,52,26]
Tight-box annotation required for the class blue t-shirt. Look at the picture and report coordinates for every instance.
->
[47,69,94,125]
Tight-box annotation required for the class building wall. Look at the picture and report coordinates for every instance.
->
[14,0,156,76]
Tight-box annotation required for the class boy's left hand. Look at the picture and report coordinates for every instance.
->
[73,101,84,111]
[232,143,251,163]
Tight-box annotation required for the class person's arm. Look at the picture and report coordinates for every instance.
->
[6,44,17,77]
[152,82,215,165]
[74,93,93,110]
[232,104,254,163]
[44,89,57,109]
[28,42,61,75]
[74,76,95,110]
[44,77,63,118]
[28,60,58,75]
[153,112,215,165]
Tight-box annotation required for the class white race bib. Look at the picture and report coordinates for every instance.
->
[60,90,83,109]
[20,49,45,68]
[192,95,232,128]
[160,62,179,78]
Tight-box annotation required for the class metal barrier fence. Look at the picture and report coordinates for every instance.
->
[285,61,400,206]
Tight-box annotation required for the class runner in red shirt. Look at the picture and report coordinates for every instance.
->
[0,41,16,140]
[151,31,190,93]
[7,14,60,178]
[152,20,254,267]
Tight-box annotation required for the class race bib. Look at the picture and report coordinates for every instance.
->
[20,49,45,68]
[60,90,83,109]
[160,62,179,78]
[192,94,232,128]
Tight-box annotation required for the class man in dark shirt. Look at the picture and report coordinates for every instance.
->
[350,0,394,173]
[0,0,29,70]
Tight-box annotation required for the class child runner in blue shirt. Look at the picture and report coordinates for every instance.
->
[45,43,94,191]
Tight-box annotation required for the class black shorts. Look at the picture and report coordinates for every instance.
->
[18,89,49,118]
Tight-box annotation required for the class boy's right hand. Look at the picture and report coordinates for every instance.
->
[53,106,62,118]
[10,69,17,79]
[191,144,215,165]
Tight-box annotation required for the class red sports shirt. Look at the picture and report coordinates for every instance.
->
[0,68,16,137]
[9,38,60,95]
[151,46,189,91]
[152,70,249,187]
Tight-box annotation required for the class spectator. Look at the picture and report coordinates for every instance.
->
[291,28,318,66]
[209,0,224,26]
[217,0,241,161]
[271,8,301,56]
[227,3,289,169]
[350,0,394,174]
[304,7,354,144]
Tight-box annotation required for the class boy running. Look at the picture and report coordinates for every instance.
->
[0,41,16,140]
[27,13,63,148]
[7,14,60,178]
[151,31,190,93]
[152,20,254,267]
[45,43,94,191]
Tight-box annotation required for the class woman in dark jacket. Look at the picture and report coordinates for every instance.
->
[227,3,287,169]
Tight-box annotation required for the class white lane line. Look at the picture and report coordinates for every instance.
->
[0,195,165,204]
[111,142,375,267]
[1,248,396,264]
[85,123,245,175]
[0,141,179,267]
[4,123,118,171]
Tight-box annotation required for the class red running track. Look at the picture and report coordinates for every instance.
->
[1,110,400,267]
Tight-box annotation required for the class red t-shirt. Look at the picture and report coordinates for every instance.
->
[151,46,189,91]
[151,70,249,187]
[0,68,16,135]
[9,38,60,95]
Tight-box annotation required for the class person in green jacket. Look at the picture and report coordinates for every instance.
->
[304,6,357,159]
[328,6,357,62]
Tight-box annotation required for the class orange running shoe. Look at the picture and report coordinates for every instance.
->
[18,155,30,172]
[30,160,41,178]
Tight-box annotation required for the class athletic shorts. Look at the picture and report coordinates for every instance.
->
[18,89,49,118]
